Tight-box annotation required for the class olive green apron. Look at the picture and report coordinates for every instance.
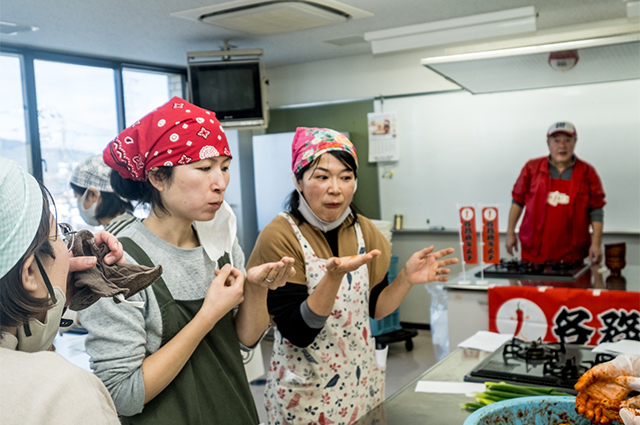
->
[118,237,259,425]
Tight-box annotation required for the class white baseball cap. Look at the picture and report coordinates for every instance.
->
[547,122,577,138]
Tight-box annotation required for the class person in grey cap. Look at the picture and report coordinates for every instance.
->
[70,154,136,235]
[506,121,606,264]
[0,156,124,424]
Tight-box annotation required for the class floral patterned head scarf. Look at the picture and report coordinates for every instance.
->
[291,127,358,174]
[104,96,231,181]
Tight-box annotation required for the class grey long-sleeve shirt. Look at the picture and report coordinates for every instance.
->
[78,222,246,417]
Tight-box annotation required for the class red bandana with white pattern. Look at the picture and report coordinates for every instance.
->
[103,96,231,181]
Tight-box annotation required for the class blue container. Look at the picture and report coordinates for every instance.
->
[464,396,590,425]
[370,255,402,337]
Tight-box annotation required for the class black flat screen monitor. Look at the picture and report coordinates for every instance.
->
[188,59,267,128]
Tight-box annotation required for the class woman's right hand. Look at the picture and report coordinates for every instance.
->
[198,264,245,327]
[505,232,518,256]
[325,249,381,278]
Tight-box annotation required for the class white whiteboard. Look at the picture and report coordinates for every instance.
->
[377,79,640,233]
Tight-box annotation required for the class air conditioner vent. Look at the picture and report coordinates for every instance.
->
[172,0,373,36]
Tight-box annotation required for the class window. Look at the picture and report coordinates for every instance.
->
[123,68,183,126]
[0,54,28,170]
[34,59,119,231]
[0,46,186,230]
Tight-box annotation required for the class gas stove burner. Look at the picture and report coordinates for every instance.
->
[543,356,586,380]
[478,259,590,282]
[503,338,565,363]
[583,353,616,369]
[465,340,613,391]
[545,260,584,272]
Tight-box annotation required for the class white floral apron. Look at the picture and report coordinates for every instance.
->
[265,213,385,425]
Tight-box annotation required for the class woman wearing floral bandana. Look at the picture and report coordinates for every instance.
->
[247,127,458,425]
[78,97,294,425]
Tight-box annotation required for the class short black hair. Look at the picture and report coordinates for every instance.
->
[110,167,174,217]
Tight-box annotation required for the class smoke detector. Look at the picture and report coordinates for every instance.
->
[548,50,580,71]
[172,0,373,35]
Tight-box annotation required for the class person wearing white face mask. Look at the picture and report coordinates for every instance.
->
[0,157,124,424]
[70,154,137,235]
[247,127,459,425]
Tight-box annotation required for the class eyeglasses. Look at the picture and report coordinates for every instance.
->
[57,222,77,252]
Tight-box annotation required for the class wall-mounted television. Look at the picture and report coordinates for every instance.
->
[187,57,268,129]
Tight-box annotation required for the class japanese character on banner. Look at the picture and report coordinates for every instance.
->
[482,207,500,264]
[459,206,478,265]
[488,286,640,346]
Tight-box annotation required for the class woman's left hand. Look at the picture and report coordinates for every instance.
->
[247,256,296,290]
[68,230,125,272]
[404,246,458,285]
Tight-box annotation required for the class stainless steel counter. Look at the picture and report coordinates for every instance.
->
[444,265,640,292]
[353,348,492,425]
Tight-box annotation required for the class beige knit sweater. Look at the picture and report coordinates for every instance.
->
[0,332,119,425]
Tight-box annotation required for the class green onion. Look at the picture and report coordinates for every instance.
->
[461,381,573,412]
[461,402,484,411]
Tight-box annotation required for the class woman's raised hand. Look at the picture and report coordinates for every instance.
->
[404,246,458,285]
[247,256,296,290]
[199,264,245,326]
[326,249,381,278]
[68,230,125,272]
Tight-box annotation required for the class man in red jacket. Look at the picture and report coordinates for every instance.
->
[506,122,606,264]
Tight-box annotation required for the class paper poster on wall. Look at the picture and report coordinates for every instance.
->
[367,112,399,162]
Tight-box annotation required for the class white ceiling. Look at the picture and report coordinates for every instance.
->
[0,0,630,68]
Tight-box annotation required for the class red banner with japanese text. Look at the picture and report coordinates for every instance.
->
[459,206,478,264]
[482,207,500,264]
[488,286,640,346]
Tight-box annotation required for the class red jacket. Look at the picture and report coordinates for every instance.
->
[512,156,606,261]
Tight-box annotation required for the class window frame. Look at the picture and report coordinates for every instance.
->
[0,44,186,181]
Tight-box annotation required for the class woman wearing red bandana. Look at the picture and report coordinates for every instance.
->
[78,97,294,425]
[247,127,458,425]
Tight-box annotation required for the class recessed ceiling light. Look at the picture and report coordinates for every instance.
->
[324,35,366,46]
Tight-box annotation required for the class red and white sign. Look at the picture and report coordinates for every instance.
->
[482,207,500,264]
[459,206,478,265]
[489,286,640,346]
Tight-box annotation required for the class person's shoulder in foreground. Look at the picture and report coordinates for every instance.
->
[0,348,119,425]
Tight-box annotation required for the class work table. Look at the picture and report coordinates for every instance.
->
[353,348,491,425]
[442,264,640,349]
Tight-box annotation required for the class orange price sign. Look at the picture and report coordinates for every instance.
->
[459,206,478,264]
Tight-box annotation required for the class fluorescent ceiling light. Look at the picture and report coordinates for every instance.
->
[420,33,640,95]
[628,1,640,18]
[0,21,39,36]
[421,33,640,64]
[364,6,537,55]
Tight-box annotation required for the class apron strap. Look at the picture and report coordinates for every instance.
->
[118,237,172,305]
